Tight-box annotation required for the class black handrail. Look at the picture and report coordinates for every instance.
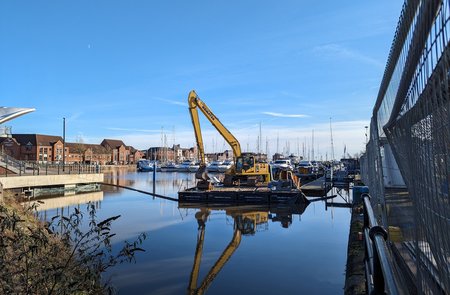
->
[362,193,399,295]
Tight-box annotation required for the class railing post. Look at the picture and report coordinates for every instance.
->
[362,192,399,295]
[46,162,48,175]
[370,226,387,294]
[5,158,7,177]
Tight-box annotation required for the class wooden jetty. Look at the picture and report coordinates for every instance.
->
[178,186,308,204]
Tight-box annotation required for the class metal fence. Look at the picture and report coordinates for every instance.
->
[362,193,400,295]
[0,151,102,177]
[362,0,450,294]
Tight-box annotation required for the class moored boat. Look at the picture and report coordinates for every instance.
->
[137,159,160,172]
[160,162,179,172]
[207,160,223,172]
[217,160,233,173]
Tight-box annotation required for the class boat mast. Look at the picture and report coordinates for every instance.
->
[329,118,335,161]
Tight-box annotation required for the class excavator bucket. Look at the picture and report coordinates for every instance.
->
[195,164,210,181]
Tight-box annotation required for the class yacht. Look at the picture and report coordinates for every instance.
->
[188,162,201,172]
[137,159,160,172]
[217,160,233,173]
[160,162,179,172]
[207,160,223,172]
[178,160,194,172]
[272,159,293,170]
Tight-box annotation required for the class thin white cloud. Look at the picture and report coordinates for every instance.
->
[155,97,188,107]
[314,43,384,68]
[262,112,309,118]
[106,127,161,133]
[66,112,83,122]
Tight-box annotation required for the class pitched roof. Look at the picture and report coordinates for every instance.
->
[10,134,63,146]
[84,143,109,154]
[127,146,138,153]
[36,134,63,146]
[66,142,109,154]
[101,139,126,149]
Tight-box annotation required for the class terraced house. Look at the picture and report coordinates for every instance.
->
[0,134,143,165]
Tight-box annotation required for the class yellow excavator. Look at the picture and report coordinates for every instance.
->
[188,208,268,295]
[188,90,271,188]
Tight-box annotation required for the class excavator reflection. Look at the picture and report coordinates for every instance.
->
[184,203,308,294]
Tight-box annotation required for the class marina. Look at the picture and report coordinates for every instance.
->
[1,1,449,294]
[29,169,352,294]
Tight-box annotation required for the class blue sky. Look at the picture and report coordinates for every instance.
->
[0,0,404,159]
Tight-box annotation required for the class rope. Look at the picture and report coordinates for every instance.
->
[100,182,179,202]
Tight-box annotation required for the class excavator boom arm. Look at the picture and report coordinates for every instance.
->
[188,90,242,165]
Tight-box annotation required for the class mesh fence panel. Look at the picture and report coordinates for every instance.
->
[386,47,450,294]
[366,0,450,293]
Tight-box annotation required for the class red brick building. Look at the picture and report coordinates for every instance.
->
[100,139,131,165]
[0,134,66,162]
[147,145,198,163]
[0,134,142,165]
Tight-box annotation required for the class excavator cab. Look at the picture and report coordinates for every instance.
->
[231,153,271,186]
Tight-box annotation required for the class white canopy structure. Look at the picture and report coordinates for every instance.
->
[0,107,35,124]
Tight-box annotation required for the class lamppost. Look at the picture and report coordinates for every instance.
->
[365,126,368,145]
[63,117,66,171]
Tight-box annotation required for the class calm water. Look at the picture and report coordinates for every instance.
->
[36,170,351,295]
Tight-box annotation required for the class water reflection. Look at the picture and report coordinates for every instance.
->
[25,191,103,211]
[24,171,351,294]
[103,170,197,197]
[183,203,308,295]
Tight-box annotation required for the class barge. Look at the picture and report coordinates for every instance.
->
[178,185,309,204]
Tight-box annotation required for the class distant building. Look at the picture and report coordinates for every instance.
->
[0,134,65,162]
[128,146,145,164]
[205,150,233,162]
[100,139,130,165]
[147,145,198,163]
[0,134,140,165]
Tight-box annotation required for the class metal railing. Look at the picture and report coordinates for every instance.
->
[0,152,29,176]
[0,153,102,177]
[362,193,400,295]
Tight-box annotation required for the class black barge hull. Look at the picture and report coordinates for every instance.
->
[178,188,309,204]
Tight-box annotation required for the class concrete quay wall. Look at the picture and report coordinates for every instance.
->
[0,174,104,189]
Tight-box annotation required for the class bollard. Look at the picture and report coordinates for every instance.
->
[153,162,156,194]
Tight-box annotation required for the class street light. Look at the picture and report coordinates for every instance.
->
[365,126,368,145]
[63,117,66,171]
